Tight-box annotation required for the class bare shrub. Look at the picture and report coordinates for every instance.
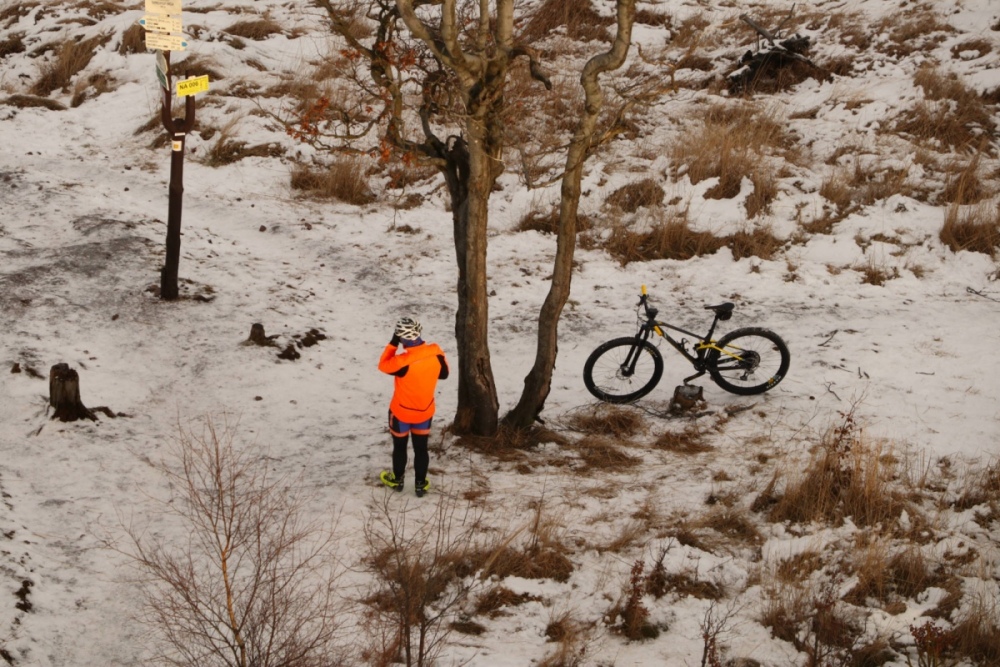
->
[605,179,665,212]
[120,417,346,667]
[291,161,376,205]
[607,560,659,641]
[32,32,112,96]
[940,202,1000,256]
[361,494,488,666]
[567,404,645,439]
[224,18,283,40]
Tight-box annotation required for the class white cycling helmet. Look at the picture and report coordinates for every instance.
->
[395,317,422,341]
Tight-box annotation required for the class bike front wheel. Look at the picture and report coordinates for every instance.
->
[583,337,664,403]
[706,327,790,395]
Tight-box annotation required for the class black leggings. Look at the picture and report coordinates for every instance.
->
[392,433,429,482]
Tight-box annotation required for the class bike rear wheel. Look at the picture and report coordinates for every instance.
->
[706,327,790,395]
[583,337,664,403]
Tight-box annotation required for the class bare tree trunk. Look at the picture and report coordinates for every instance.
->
[504,0,637,429]
[451,104,501,436]
[49,363,96,422]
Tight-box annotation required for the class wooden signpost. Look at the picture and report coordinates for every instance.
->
[140,0,209,300]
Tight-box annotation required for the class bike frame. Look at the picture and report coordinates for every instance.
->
[624,289,735,384]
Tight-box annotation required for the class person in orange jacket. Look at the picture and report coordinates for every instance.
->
[378,317,449,497]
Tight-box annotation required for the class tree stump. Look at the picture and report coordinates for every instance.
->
[247,323,277,347]
[670,384,705,413]
[49,363,96,422]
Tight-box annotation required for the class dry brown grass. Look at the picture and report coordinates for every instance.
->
[728,226,784,260]
[519,0,613,43]
[951,594,1000,665]
[602,216,725,265]
[820,159,917,216]
[856,255,900,287]
[670,102,791,214]
[653,424,712,454]
[117,23,145,55]
[70,71,115,107]
[224,18,283,40]
[0,33,25,58]
[31,32,112,96]
[570,435,642,475]
[941,152,991,205]
[474,585,541,618]
[290,161,375,205]
[767,416,912,529]
[893,67,995,153]
[873,10,954,59]
[2,94,66,111]
[605,179,665,212]
[515,207,592,235]
[567,404,645,439]
[940,201,1000,256]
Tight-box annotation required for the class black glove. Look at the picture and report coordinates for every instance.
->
[390,334,401,347]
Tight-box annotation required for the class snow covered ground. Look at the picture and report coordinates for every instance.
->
[2,0,1000,665]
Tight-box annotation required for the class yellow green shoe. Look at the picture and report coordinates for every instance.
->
[414,479,430,498]
[380,470,403,492]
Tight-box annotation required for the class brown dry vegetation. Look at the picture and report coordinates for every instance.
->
[940,201,1000,256]
[893,67,995,153]
[519,0,613,44]
[873,9,954,59]
[31,32,112,96]
[224,18,283,41]
[290,161,375,205]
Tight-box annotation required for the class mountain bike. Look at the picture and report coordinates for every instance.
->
[583,286,790,403]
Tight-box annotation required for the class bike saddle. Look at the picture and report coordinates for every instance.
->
[704,302,735,320]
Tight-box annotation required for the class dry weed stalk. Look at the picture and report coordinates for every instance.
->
[121,416,345,667]
[361,494,486,667]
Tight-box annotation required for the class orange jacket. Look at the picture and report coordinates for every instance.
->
[379,342,449,423]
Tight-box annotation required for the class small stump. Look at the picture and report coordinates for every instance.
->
[49,363,96,422]
[670,384,705,413]
[247,322,278,347]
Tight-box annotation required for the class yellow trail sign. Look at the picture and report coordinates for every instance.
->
[176,75,209,97]
[141,14,183,33]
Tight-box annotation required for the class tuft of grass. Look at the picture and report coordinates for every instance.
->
[475,585,540,618]
[31,32,112,96]
[570,435,642,475]
[3,94,66,110]
[873,10,954,59]
[893,67,994,152]
[653,425,712,454]
[0,33,25,58]
[567,405,645,439]
[602,216,725,265]
[290,161,375,205]
[728,226,784,261]
[224,18,283,41]
[515,207,592,235]
[768,412,913,528]
[856,255,899,287]
[117,23,145,55]
[519,0,613,43]
[605,179,665,212]
[940,202,1000,256]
